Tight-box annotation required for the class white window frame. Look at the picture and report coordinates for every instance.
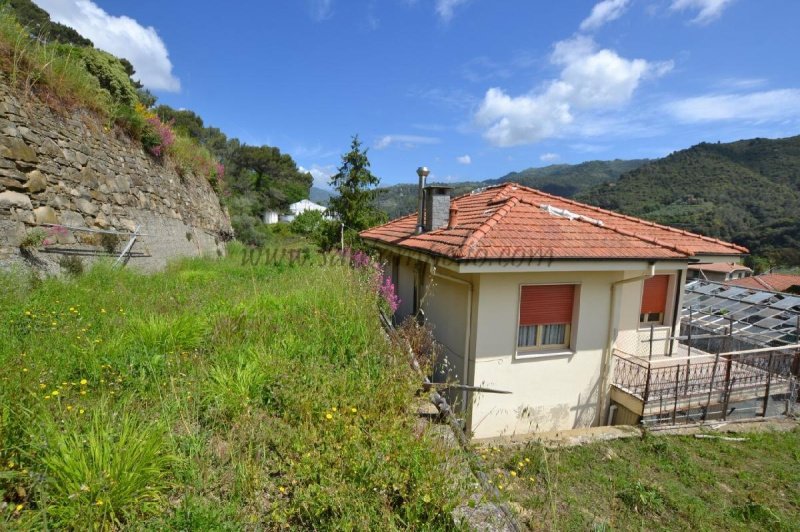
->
[638,274,676,330]
[515,282,579,359]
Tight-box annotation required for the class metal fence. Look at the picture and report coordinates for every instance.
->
[613,345,800,426]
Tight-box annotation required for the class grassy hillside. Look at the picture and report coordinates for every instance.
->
[483,428,800,530]
[579,136,800,266]
[0,249,463,529]
[373,159,647,220]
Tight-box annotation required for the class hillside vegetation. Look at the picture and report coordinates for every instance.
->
[579,136,800,266]
[373,159,647,220]
[0,249,462,529]
[0,2,313,246]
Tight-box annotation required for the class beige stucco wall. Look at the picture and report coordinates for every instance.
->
[469,266,686,439]
[382,246,690,439]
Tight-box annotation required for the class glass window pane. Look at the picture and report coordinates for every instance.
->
[518,325,537,346]
[541,324,566,345]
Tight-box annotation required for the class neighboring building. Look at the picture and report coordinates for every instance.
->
[263,199,328,224]
[361,183,746,439]
[285,199,327,222]
[687,262,752,282]
[263,210,279,225]
[726,273,800,295]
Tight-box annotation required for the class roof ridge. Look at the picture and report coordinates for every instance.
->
[754,275,777,291]
[516,196,694,256]
[507,183,749,254]
[456,194,520,258]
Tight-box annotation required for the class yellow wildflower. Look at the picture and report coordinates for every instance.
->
[79,409,85,414]
[278,486,286,493]
[510,471,517,477]
[325,413,333,420]
[80,390,87,395]
[100,308,106,313]
[351,407,357,413]
[39,383,46,389]
[22,368,28,373]
[51,390,59,396]
[95,499,103,506]
[66,405,73,411]
[15,504,23,512]
[80,379,88,385]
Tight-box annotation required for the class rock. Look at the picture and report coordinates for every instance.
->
[92,212,109,228]
[33,206,58,224]
[38,137,62,158]
[0,190,32,210]
[0,137,38,163]
[11,208,34,224]
[74,197,99,215]
[25,170,48,193]
[59,210,86,228]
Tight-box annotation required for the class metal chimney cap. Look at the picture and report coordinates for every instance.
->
[416,166,430,178]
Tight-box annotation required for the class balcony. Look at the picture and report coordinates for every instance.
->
[611,343,800,426]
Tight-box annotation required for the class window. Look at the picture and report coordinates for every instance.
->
[518,284,575,350]
[640,275,670,326]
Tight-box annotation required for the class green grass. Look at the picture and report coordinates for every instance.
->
[0,245,464,529]
[480,429,800,530]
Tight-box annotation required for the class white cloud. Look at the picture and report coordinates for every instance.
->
[475,36,671,146]
[540,152,560,162]
[667,89,800,123]
[299,164,335,189]
[35,0,180,92]
[670,0,734,24]
[435,0,469,22]
[580,0,631,31]
[374,134,440,149]
[456,154,472,164]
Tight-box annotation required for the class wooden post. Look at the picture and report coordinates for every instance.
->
[722,357,733,420]
[672,365,681,425]
[762,351,775,417]
[702,352,721,421]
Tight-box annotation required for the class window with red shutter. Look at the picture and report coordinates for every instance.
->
[640,275,670,325]
[518,284,576,349]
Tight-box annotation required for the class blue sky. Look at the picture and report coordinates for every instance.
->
[36,0,800,189]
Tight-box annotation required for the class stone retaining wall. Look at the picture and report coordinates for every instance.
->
[0,81,232,273]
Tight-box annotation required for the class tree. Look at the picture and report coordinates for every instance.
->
[328,135,386,234]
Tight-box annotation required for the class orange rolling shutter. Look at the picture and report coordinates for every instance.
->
[519,285,575,325]
[641,275,670,314]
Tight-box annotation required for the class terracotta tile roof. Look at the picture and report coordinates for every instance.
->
[360,183,747,261]
[688,262,752,274]
[727,273,800,293]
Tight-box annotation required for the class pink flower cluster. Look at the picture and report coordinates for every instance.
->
[146,116,175,158]
[344,248,401,313]
[42,225,69,246]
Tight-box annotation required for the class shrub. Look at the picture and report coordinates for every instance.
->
[58,255,84,276]
[19,228,46,249]
[73,46,138,108]
[617,481,666,514]
[99,232,120,254]
[32,409,174,529]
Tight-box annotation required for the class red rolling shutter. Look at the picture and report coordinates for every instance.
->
[641,275,670,314]
[519,285,575,326]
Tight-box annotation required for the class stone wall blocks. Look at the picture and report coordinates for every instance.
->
[0,190,32,210]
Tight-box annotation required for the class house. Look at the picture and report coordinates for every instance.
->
[263,210,279,225]
[283,199,327,222]
[687,262,752,282]
[263,199,327,224]
[360,182,746,439]
[725,272,800,295]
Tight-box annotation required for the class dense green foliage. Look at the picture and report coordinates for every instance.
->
[5,0,92,46]
[579,136,800,267]
[484,428,800,530]
[373,159,648,220]
[327,136,386,248]
[151,107,314,244]
[0,250,463,529]
[71,46,139,108]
